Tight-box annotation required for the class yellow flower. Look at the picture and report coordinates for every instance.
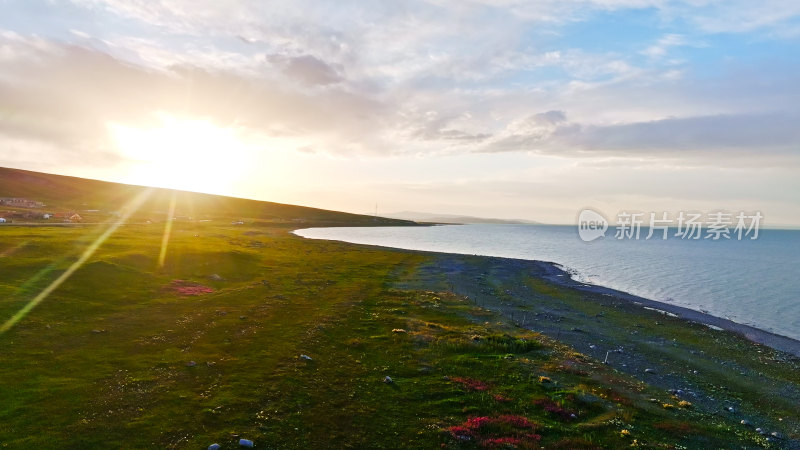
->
[621,429,631,437]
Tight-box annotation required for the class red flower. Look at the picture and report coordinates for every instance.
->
[166,279,215,296]
[497,415,535,429]
[533,398,576,421]
[451,376,490,391]
[479,437,521,448]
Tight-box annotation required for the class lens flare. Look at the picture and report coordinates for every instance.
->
[0,188,154,335]
[158,191,177,268]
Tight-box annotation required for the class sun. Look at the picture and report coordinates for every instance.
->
[107,113,251,194]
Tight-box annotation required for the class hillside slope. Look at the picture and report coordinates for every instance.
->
[0,167,412,226]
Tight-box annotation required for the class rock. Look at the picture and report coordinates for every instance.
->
[771,432,785,440]
[726,406,735,413]
[571,327,582,332]
[208,444,221,450]
[740,419,752,427]
[644,368,656,374]
[589,344,597,349]
[239,438,254,447]
[239,315,246,320]
[383,376,393,384]
[299,354,313,361]
[186,361,197,367]
[756,428,765,435]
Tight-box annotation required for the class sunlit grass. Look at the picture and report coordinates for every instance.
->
[0,188,153,335]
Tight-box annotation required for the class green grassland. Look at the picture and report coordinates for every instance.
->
[1,219,794,449]
[0,167,797,448]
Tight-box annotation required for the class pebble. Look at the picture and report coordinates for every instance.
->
[771,432,785,440]
[644,368,656,374]
[726,406,735,413]
[383,376,393,384]
[208,444,221,450]
[740,419,752,427]
[239,438,254,447]
[299,354,313,361]
[755,427,765,435]
[589,344,597,349]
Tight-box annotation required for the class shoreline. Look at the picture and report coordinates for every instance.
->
[535,259,800,358]
[292,228,800,358]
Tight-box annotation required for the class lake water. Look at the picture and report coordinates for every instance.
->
[295,224,800,341]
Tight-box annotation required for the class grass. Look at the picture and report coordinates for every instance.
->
[0,220,794,448]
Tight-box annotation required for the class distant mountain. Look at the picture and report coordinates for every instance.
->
[384,211,541,225]
[0,167,416,226]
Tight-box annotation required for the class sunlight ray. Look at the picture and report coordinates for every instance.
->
[0,241,29,258]
[0,188,154,335]
[158,191,177,268]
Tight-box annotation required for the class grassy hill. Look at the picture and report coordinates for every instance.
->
[0,167,413,226]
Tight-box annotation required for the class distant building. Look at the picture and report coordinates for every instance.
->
[0,218,6,223]
[42,213,52,219]
[0,198,44,208]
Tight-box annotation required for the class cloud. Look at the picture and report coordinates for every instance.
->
[641,34,688,59]
[2,0,800,169]
[478,110,800,165]
[268,54,343,86]
[0,33,392,166]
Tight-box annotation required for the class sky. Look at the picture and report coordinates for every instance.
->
[1,0,799,225]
